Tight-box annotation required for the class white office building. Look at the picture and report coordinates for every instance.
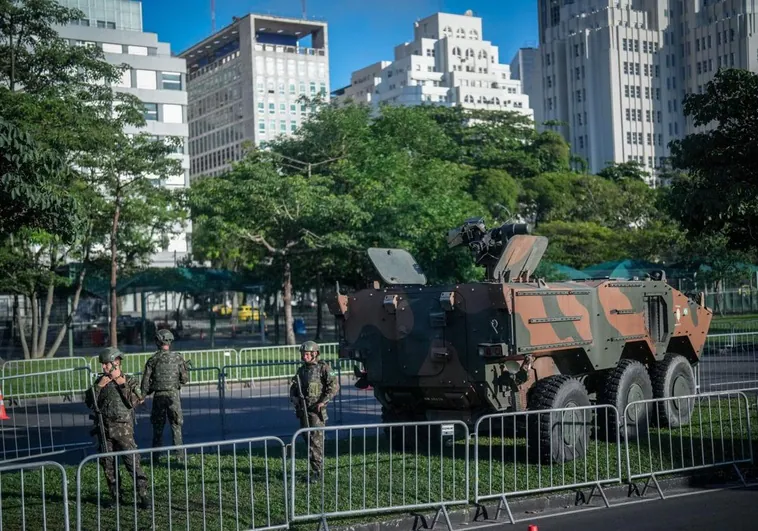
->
[510,47,545,128]
[56,0,191,268]
[529,0,758,181]
[335,10,533,121]
[179,14,330,180]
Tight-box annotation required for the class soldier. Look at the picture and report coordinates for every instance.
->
[85,347,150,509]
[141,329,189,453]
[289,340,339,479]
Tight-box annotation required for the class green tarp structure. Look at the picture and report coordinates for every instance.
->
[540,261,590,280]
[54,263,265,299]
[582,259,664,279]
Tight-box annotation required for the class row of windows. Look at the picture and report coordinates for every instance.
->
[189,84,243,121]
[258,119,300,135]
[257,102,314,115]
[142,103,183,124]
[254,56,327,80]
[441,27,479,40]
[69,39,156,57]
[623,62,660,78]
[695,29,735,52]
[188,51,241,81]
[116,69,182,91]
[189,103,244,137]
[622,38,659,54]
[625,108,664,124]
[190,124,244,157]
[626,132,664,147]
[627,155,667,170]
[191,144,244,176]
[624,85,661,100]
[188,64,242,100]
[256,80,326,97]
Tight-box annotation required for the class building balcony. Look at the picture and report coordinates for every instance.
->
[254,43,326,56]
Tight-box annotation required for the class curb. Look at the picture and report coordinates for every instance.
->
[327,469,753,531]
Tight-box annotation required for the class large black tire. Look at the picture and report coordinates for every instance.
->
[650,353,697,428]
[527,375,591,464]
[597,359,653,442]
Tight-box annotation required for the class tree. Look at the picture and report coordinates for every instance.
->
[189,153,362,344]
[668,68,758,253]
[536,221,627,270]
[78,133,185,347]
[597,161,650,182]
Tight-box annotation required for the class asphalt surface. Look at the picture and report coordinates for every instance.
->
[508,486,758,531]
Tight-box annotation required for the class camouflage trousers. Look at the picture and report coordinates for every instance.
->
[298,411,326,474]
[150,391,184,447]
[98,423,148,498]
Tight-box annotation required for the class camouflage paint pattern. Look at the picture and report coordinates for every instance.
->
[327,220,713,426]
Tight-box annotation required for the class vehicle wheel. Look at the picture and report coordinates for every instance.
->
[527,375,591,464]
[650,353,696,428]
[597,359,653,442]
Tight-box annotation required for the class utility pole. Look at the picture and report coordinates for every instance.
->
[211,0,216,33]
[301,0,306,18]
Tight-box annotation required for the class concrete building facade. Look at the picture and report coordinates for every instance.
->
[335,10,533,120]
[526,0,758,181]
[178,14,329,180]
[56,0,191,268]
[510,47,545,128]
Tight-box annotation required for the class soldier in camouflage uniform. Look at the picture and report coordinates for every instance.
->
[289,340,339,479]
[85,347,150,508]
[141,329,189,452]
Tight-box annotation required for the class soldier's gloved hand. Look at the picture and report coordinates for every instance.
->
[315,402,325,411]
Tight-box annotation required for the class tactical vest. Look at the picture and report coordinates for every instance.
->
[97,378,137,424]
[149,351,183,392]
[297,362,325,406]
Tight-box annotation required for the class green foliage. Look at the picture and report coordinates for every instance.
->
[536,221,627,270]
[668,68,758,253]
[0,118,80,239]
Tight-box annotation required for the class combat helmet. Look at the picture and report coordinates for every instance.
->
[155,328,174,348]
[300,340,320,362]
[98,346,123,364]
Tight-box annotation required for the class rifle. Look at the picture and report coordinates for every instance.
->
[294,371,310,429]
[88,383,108,453]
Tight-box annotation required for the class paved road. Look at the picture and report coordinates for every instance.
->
[508,486,758,531]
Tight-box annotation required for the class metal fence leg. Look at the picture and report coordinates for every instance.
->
[317,515,330,531]
[639,474,665,500]
[732,462,748,486]
[583,483,610,508]
[495,495,514,525]
[431,505,453,531]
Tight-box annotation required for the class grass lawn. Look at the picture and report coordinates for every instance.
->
[1,397,756,531]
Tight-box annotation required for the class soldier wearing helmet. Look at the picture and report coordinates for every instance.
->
[289,340,339,479]
[141,329,189,454]
[84,347,150,508]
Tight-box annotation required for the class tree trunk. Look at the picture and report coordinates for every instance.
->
[37,276,55,358]
[46,266,87,358]
[31,293,39,358]
[283,261,295,345]
[110,198,122,347]
[15,295,30,359]
[315,273,323,341]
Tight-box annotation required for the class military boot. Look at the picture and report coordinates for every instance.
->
[138,492,151,510]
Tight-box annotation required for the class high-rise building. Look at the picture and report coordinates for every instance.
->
[510,48,545,128]
[55,0,191,268]
[178,14,330,181]
[529,0,756,181]
[334,10,533,121]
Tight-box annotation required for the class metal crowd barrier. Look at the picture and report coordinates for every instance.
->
[0,460,70,531]
[697,332,758,392]
[473,405,621,524]
[623,390,753,498]
[75,436,288,531]
[0,368,95,464]
[1,362,92,400]
[290,420,469,531]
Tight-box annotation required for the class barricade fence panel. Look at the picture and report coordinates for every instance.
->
[473,405,622,504]
[0,460,70,531]
[2,357,92,396]
[75,436,288,531]
[1,366,92,400]
[1,369,95,464]
[698,332,758,392]
[290,421,469,524]
[237,344,338,371]
[88,349,239,386]
[624,390,753,482]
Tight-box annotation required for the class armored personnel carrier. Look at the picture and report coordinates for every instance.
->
[327,218,712,462]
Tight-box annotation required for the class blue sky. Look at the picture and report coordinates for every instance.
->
[141,0,538,90]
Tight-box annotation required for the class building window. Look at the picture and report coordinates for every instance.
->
[269,103,275,114]
[290,121,297,132]
[161,72,182,90]
[136,70,156,90]
[163,104,183,124]
[128,45,148,56]
[143,103,158,121]
[626,132,632,144]
[102,43,122,54]
[258,102,264,112]
[258,119,265,133]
